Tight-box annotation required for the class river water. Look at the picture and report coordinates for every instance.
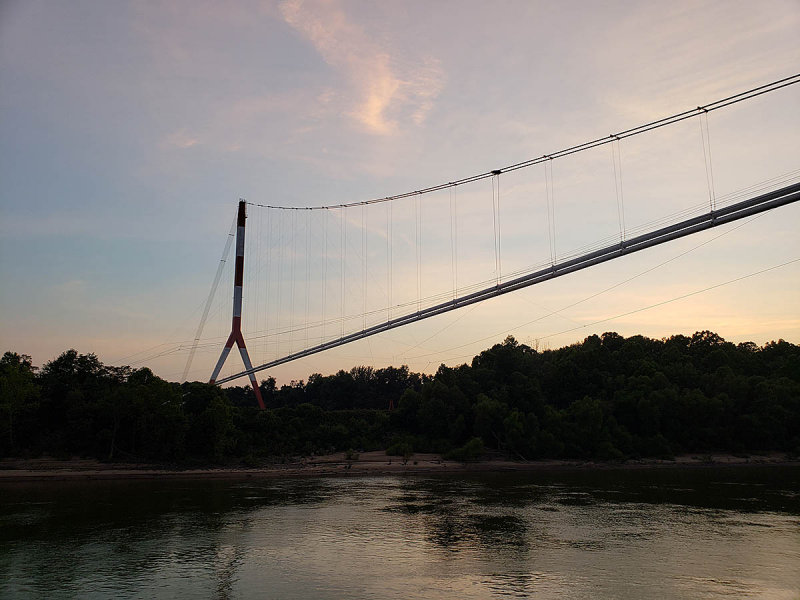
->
[1,466,799,599]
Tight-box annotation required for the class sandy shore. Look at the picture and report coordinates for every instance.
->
[0,451,797,482]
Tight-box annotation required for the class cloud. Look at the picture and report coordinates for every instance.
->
[162,130,200,149]
[279,0,444,135]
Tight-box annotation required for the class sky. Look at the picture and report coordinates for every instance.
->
[1,0,799,385]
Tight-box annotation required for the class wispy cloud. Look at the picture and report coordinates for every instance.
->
[162,130,200,149]
[279,0,444,135]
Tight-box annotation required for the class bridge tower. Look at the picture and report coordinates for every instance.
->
[209,200,266,409]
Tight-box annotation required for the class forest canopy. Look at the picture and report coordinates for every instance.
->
[2,331,799,464]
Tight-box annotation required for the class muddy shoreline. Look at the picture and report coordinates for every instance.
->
[1,451,797,483]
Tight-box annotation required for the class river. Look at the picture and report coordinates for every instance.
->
[1,466,799,599]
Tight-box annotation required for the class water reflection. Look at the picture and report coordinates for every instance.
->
[1,467,799,599]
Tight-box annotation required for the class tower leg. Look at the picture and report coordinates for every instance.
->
[209,332,236,384]
[237,338,265,409]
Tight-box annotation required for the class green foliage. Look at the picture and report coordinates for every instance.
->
[0,352,39,455]
[3,331,799,463]
[445,437,485,462]
[386,439,414,458]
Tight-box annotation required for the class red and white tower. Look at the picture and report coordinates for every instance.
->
[209,200,266,409]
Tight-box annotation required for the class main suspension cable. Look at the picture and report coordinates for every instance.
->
[247,74,799,211]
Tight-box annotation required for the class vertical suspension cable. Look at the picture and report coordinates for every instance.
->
[290,210,297,354]
[276,213,282,355]
[255,206,262,364]
[491,175,499,284]
[341,207,345,338]
[415,193,420,313]
[491,177,497,279]
[551,161,557,263]
[257,207,263,360]
[276,210,285,359]
[260,209,267,362]
[611,141,620,241]
[387,200,392,322]
[449,185,455,300]
[497,173,502,284]
[453,184,458,296]
[611,137,626,242]
[704,112,716,210]
[543,162,551,265]
[252,211,261,362]
[362,203,367,332]
[699,109,716,211]
[305,209,311,349]
[263,208,273,359]
[250,208,256,346]
[322,208,328,343]
[547,159,557,264]
[616,140,626,240]
[257,207,263,363]
[244,205,252,341]
[419,192,423,313]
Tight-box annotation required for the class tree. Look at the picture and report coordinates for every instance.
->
[473,394,508,448]
[0,352,39,454]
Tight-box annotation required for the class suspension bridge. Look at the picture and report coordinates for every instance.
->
[176,75,800,408]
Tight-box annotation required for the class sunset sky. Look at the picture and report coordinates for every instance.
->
[1,0,799,385]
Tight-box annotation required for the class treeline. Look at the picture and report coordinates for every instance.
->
[1,331,799,464]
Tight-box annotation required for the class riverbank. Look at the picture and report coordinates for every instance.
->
[1,451,797,482]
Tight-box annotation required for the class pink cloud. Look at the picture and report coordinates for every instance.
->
[279,0,444,135]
